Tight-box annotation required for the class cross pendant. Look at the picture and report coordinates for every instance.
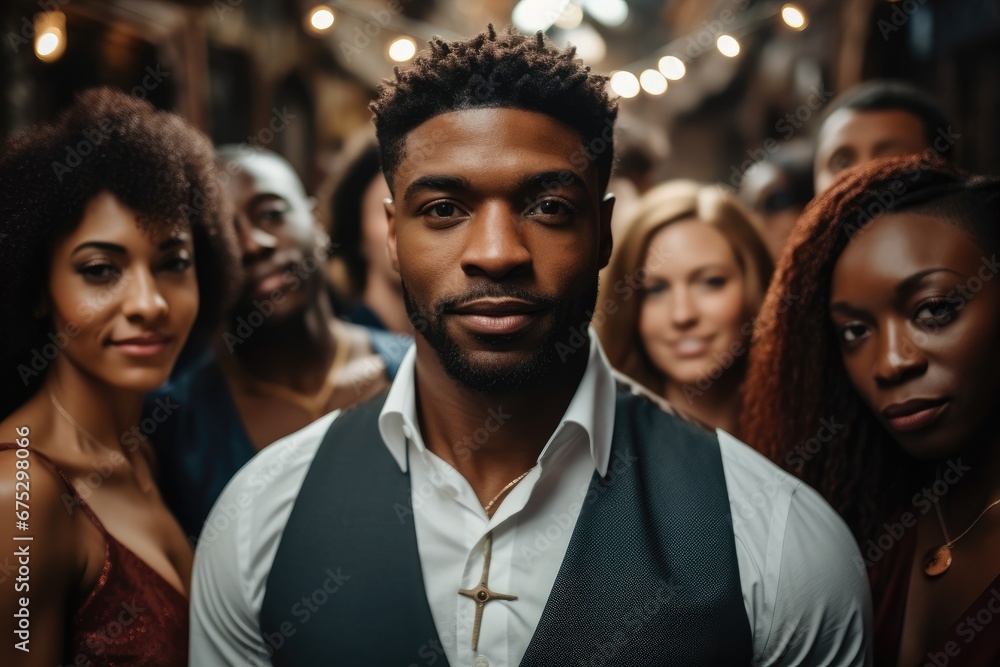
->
[458,532,518,651]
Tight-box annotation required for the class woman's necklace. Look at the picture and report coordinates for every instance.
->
[458,466,536,652]
[225,321,351,421]
[923,496,1000,577]
[48,388,153,493]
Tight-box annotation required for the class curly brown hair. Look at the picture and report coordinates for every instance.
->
[0,87,239,418]
[370,24,618,195]
[742,154,1000,542]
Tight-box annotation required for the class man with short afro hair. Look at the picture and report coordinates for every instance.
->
[371,24,618,196]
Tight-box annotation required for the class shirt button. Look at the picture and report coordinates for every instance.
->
[402,424,413,440]
[473,656,489,667]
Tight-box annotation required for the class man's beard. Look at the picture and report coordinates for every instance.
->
[402,278,599,393]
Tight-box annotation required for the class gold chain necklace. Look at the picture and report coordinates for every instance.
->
[457,466,536,653]
[923,496,1000,577]
[482,466,535,517]
[48,388,153,493]
[224,322,351,421]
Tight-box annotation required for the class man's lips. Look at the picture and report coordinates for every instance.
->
[881,397,950,432]
[247,263,293,293]
[449,299,544,336]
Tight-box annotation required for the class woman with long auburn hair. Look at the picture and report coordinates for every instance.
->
[742,155,1000,665]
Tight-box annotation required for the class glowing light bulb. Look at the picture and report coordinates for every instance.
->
[309,7,334,31]
[639,69,667,95]
[657,55,686,80]
[555,3,584,29]
[36,31,59,56]
[609,71,640,98]
[781,4,807,30]
[388,37,416,62]
[717,34,740,58]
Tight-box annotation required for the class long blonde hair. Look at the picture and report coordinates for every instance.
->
[596,180,774,394]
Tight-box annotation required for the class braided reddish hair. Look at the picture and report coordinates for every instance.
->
[742,154,976,541]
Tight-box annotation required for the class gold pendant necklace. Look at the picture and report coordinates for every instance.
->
[225,321,351,421]
[923,496,1000,577]
[457,466,535,652]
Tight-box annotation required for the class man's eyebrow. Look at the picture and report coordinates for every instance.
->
[403,176,471,203]
[523,171,591,197]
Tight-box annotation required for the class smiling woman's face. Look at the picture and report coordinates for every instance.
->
[47,190,199,392]
[638,219,749,391]
[829,211,1000,459]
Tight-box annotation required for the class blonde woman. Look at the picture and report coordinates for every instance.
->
[598,181,773,435]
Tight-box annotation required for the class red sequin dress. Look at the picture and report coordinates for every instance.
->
[0,444,189,666]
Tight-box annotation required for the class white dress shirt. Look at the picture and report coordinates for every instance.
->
[190,332,872,666]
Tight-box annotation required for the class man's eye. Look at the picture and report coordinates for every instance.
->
[254,207,288,225]
[830,153,853,173]
[526,200,573,218]
[429,202,458,218]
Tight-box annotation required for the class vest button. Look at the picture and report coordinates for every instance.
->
[474,656,489,667]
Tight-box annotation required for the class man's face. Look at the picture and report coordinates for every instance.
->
[224,155,324,322]
[814,108,930,194]
[386,108,614,393]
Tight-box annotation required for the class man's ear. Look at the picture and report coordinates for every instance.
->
[598,192,616,269]
[385,198,400,273]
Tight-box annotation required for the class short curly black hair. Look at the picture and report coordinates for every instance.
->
[0,87,239,417]
[370,25,618,195]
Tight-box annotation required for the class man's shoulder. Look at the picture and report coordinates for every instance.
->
[202,410,340,539]
[228,411,338,495]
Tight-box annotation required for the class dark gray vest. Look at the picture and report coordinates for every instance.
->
[260,388,752,666]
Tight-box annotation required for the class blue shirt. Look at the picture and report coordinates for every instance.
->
[145,327,411,541]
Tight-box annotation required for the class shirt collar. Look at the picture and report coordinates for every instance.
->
[378,327,617,477]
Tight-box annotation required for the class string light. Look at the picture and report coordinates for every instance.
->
[34,12,65,62]
[555,3,584,30]
[717,34,740,57]
[639,69,667,95]
[584,0,629,27]
[388,37,416,62]
[781,4,807,30]
[657,55,686,80]
[609,71,640,98]
[308,6,335,31]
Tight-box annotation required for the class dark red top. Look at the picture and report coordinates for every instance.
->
[870,511,1000,666]
[1,444,188,666]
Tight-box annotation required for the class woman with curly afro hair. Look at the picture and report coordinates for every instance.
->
[0,87,238,666]
[742,154,1000,665]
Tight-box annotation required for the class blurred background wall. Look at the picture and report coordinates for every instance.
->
[3,0,998,193]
